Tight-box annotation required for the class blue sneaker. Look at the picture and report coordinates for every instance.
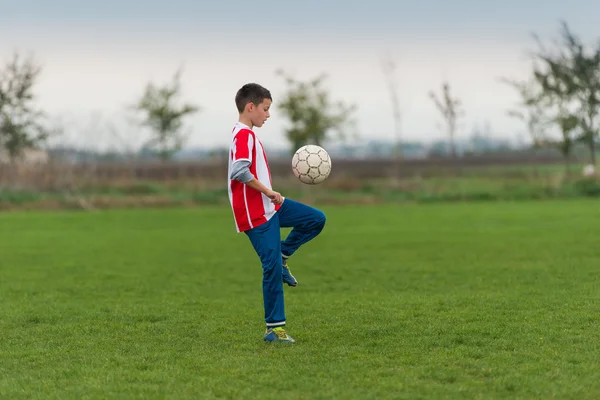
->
[264,327,296,343]
[282,257,297,287]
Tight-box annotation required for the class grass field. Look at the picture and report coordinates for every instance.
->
[1,200,600,399]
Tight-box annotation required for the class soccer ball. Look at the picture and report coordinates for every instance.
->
[292,145,332,185]
[583,164,596,177]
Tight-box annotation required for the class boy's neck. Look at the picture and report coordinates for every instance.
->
[238,116,253,129]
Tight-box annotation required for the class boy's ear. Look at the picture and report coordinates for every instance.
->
[246,102,254,113]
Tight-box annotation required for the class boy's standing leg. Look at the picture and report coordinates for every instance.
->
[278,198,327,286]
[245,213,296,343]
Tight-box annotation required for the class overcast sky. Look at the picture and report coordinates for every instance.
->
[2,0,600,150]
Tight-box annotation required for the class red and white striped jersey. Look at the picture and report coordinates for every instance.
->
[227,122,281,232]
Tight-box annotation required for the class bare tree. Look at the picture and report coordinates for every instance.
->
[429,82,464,158]
[381,53,402,159]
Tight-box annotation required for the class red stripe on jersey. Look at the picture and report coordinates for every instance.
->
[231,180,251,231]
[260,144,281,212]
[232,129,252,161]
[246,142,267,227]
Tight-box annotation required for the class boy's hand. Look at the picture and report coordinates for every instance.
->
[266,189,284,205]
[245,179,284,205]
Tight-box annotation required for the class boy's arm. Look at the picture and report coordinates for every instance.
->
[230,159,254,183]
[230,160,283,205]
[245,179,283,205]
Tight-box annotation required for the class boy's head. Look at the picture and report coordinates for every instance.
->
[235,83,272,128]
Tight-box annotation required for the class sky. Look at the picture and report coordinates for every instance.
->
[2,0,600,151]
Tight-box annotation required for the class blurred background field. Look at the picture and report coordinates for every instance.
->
[1,152,599,210]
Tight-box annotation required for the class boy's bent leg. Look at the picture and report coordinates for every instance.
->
[278,198,326,258]
[244,216,286,327]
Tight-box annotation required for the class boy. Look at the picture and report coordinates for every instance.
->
[227,83,326,343]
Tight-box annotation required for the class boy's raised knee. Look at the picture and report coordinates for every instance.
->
[315,210,326,228]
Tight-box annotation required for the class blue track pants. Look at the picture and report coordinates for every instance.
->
[245,198,326,327]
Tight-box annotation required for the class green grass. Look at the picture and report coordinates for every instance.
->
[1,200,600,399]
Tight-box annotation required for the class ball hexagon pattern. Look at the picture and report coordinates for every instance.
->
[291,145,332,185]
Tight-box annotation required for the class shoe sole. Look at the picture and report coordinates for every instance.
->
[264,339,296,343]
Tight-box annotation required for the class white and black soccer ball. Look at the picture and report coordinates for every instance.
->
[292,145,332,185]
[583,164,596,177]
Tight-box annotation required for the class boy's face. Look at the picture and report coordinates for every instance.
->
[247,98,271,128]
